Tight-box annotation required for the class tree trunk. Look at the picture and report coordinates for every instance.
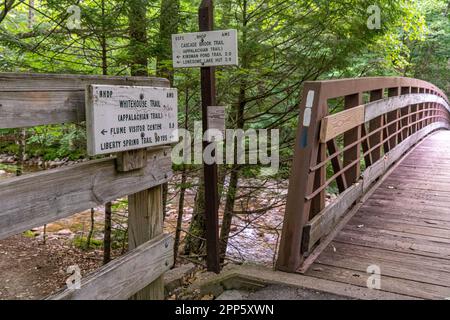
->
[16,128,26,177]
[128,1,163,299]
[128,0,149,76]
[42,224,47,245]
[28,0,34,29]
[157,0,179,83]
[99,0,112,264]
[0,0,15,25]
[100,0,108,76]
[157,0,179,220]
[173,86,189,265]
[219,166,238,261]
[218,91,245,261]
[218,0,248,262]
[219,0,232,27]
[162,183,169,220]
[183,180,206,256]
[174,170,187,265]
[85,208,95,250]
[103,202,112,264]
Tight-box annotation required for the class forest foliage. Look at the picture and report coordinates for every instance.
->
[0,0,449,263]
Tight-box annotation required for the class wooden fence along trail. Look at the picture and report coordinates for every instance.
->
[0,73,174,300]
[277,77,450,299]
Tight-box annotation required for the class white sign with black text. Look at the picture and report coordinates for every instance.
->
[86,85,178,156]
[172,29,238,68]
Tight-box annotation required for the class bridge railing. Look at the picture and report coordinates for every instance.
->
[277,77,450,273]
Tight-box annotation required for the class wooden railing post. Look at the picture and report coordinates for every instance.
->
[425,89,431,126]
[369,89,384,163]
[410,87,418,134]
[386,87,400,152]
[418,88,425,130]
[343,93,362,184]
[277,83,326,272]
[431,90,437,125]
[400,87,411,141]
[118,149,166,300]
[128,186,164,300]
[428,89,434,126]
[434,100,437,123]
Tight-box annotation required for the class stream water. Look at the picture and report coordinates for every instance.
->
[1,155,288,266]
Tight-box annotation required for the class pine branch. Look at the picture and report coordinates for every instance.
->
[0,0,16,24]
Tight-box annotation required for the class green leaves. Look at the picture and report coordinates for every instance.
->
[0,0,447,168]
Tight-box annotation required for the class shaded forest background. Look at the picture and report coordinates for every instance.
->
[0,0,449,267]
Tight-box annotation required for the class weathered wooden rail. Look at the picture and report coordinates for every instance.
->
[0,73,174,300]
[277,77,450,273]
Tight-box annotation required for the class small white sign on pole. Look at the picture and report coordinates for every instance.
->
[86,85,178,156]
[206,106,226,142]
[172,29,238,68]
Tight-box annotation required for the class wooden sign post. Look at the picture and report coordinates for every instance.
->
[198,0,220,273]
[86,83,177,299]
[172,0,238,273]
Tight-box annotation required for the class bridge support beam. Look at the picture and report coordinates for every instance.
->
[276,82,326,272]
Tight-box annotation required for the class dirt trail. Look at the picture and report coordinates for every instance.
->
[0,235,102,300]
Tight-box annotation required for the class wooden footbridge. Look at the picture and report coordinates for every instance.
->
[277,77,450,299]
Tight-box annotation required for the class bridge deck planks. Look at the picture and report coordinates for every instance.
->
[305,130,450,300]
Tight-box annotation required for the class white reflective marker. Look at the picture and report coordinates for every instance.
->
[303,90,315,127]
[303,108,312,127]
[306,90,315,109]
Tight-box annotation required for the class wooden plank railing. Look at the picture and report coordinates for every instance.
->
[277,77,450,273]
[49,234,173,300]
[0,73,168,128]
[0,147,171,240]
[0,73,174,300]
